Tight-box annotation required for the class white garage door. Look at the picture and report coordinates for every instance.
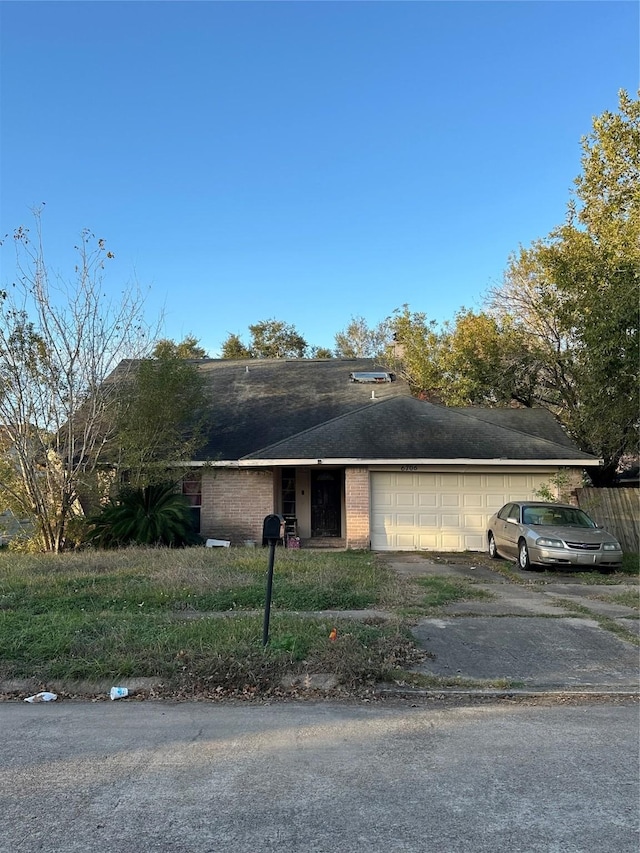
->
[370,471,552,552]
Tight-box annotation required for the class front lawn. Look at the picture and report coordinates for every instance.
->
[0,547,423,695]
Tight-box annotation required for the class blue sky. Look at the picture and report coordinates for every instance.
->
[1,1,638,356]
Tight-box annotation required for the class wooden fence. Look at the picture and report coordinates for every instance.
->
[575,488,639,553]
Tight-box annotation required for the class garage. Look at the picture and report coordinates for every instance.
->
[370,470,552,552]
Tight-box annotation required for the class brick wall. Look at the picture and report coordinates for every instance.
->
[345,467,370,549]
[200,468,274,544]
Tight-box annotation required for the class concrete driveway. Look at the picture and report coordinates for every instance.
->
[386,555,639,692]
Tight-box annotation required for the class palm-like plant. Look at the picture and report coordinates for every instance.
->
[89,482,201,547]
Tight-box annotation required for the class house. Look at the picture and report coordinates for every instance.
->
[174,357,599,552]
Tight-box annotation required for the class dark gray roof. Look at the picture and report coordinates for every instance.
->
[194,358,410,461]
[243,396,596,462]
[448,407,579,450]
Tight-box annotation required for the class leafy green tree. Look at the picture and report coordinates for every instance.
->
[248,319,308,358]
[221,319,308,359]
[334,315,390,358]
[438,310,542,407]
[220,332,252,359]
[112,353,210,488]
[309,346,334,359]
[383,306,443,398]
[490,90,639,483]
[88,482,201,547]
[152,336,208,359]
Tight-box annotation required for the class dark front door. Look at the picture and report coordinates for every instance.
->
[311,470,342,537]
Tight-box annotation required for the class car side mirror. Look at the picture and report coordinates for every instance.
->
[506,517,518,525]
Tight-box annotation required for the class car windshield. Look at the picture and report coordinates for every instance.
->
[522,506,596,528]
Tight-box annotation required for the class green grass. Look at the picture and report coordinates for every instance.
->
[412,576,493,609]
[621,553,640,576]
[0,547,419,692]
[0,547,385,615]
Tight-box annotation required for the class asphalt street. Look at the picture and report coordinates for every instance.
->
[1,698,639,853]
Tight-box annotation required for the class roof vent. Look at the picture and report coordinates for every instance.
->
[349,371,394,384]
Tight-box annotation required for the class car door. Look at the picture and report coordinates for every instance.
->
[501,503,522,557]
[493,504,515,554]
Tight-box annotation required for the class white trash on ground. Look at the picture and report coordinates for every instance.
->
[205,538,231,547]
[24,692,58,703]
[110,686,129,700]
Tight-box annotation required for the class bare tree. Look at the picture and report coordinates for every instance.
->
[0,210,153,551]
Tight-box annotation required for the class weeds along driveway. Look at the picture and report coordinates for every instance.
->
[382,552,640,692]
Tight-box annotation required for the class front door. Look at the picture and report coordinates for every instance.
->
[311,470,342,537]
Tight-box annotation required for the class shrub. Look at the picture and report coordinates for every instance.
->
[88,482,202,548]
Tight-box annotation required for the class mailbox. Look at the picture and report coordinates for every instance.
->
[262,513,285,545]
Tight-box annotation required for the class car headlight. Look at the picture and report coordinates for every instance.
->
[603,542,621,551]
[536,537,564,548]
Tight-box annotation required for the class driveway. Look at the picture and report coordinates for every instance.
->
[386,554,639,692]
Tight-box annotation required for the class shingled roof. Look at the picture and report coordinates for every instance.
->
[193,358,410,461]
[241,395,597,464]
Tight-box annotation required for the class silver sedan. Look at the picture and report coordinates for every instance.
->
[487,501,623,571]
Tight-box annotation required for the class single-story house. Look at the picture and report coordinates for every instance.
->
[174,358,599,552]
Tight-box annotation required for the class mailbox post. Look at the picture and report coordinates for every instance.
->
[262,514,284,647]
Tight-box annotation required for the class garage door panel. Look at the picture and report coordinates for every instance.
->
[374,493,393,508]
[507,475,531,488]
[486,495,507,510]
[441,533,463,550]
[396,473,414,487]
[397,494,416,507]
[418,533,440,549]
[418,494,437,508]
[462,475,483,488]
[370,471,551,552]
[463,494,483,507]
[440,474,461,487]
[371,512,393,533]
[416,474,437,487]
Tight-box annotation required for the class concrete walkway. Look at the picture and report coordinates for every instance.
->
[386,555,639,692]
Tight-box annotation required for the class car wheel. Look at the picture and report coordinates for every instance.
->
[488,533,499,559]
[518,539,531,571]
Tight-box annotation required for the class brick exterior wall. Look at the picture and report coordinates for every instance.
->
[200,468,274,544]
[345,467,370,549]
[563,467,586,505]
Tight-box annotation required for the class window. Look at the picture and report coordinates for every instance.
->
[182,475,202,534]
[281,468,296,534]
[497,504,514,521]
